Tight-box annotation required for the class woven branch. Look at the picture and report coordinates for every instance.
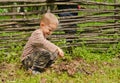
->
[71,0,120,6]
[1,32,120,40]
[0,2,76,8]
[0,0,46,2]
[0,22,17,27]
[0,0,120,6]
[0,39,119,48]
[0,0,120,50]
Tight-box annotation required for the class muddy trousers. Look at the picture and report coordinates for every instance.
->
[22,51,57,72]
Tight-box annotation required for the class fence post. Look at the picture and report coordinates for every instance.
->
[12,2,17,19]
[114,0,119,23]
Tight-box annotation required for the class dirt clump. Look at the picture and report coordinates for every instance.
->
[0,62,19,83]
[51,58,99,76]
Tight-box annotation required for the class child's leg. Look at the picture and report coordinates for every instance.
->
[32,50,57,72]
[22,50,57,72]
[32,51,51,72]
[22,54,34,70]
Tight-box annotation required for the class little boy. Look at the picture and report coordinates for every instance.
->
[21,12,64,74]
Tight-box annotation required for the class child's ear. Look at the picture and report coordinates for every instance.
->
[40,22,45,27]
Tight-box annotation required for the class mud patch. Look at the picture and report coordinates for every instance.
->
[51,58,100,76]
[0,62,20,83]
[0,57,117,82]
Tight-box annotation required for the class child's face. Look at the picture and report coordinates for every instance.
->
[41,23,57,37]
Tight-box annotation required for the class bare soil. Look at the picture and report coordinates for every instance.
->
[0,57,117,82]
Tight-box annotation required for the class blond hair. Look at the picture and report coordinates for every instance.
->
[40,12,59,25]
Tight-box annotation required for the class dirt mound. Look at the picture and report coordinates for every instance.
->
[51,58,99,76]
[0,62,18,83]
[0,57,108,82]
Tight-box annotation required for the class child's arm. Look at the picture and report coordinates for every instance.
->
[57,48,64,57]
[31,31,62,55]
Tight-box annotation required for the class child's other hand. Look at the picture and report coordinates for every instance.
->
[57,48,64,58]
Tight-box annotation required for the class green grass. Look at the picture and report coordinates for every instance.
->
[1,56,119,83]
[0,21,120,83]
[0,44,120,83]
[0,1,120,82]
[5,67,120,83]
[1,58,119,83]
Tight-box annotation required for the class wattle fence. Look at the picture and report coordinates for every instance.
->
[0,0,120,52]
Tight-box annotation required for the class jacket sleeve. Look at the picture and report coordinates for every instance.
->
[30,31,59,53]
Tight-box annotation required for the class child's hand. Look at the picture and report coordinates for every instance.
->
[57,48,64,58]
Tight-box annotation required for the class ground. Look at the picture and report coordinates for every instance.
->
[0,57,120,83]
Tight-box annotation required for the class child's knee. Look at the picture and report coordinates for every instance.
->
[22,56,33,70]
[40,50,57,60]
